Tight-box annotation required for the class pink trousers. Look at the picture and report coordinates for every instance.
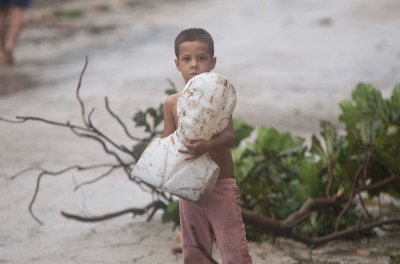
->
[179,178,252,264]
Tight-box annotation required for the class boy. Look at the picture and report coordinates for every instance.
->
[164,28,252,264]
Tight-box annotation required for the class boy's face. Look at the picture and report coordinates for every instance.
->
[175,41,217,84]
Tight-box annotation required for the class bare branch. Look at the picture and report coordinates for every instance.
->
[13,163,123,225]
[242,207,400,246]
[76,56,89,127]
[292,216,400,246]
[357,192,374,220]
[83,108,135,158]
[10,164,119,180]
[105,97,142,141]
[0,117,25,123]
[30,172,46,225]
[60,200,167,222]
[282,196,341,228]
[325,160,333,198]
[353,174,397,194]
[2,56,171,225]
[73,165,123,191]
[12,116,89,131]
[10,167,47,180]
[334,161,366,232]
[69,127,127,166]
[355,213,364,232]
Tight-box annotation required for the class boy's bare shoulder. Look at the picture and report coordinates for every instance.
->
[165,92,181,106]
[165,92,181,102]
[164,92,181,115]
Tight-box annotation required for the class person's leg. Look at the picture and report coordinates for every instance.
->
[2,5,24,64]
[179,198,214,264]
[0,6,9,62]
[208,179,252,264]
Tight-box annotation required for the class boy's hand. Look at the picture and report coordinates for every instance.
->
[179,140,208,161]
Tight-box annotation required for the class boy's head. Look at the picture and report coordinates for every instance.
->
[174,28,214,58]
[174,28,217,84]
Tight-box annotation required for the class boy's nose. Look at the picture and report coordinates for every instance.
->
[190,61,198,68]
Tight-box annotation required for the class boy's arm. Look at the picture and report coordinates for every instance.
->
[163,95,177,137]
[180,116,235,160]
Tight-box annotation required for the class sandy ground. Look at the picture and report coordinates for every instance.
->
[1,0,400,263]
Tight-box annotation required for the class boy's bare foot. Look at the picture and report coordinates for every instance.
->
[171,246,183,254]
[171,232,183,254]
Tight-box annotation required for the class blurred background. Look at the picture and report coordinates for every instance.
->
[1,0,399,135]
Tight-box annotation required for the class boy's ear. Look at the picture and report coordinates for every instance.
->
[211,57,217,70]
[175,58,181,72]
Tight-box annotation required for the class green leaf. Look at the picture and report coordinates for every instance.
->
[320,121,337,158]
[374,149,400,173]
[351,83,382,108]
[133,110,151,132]
[53,9,84,19]
[162,200,180,226]
[373,135,400,146]
[391,83,400,103]
[233,118,254,148]
[299,161,319,185]
[310,135,326,163]
[132,141,149,162]
[256,126,295,153]
[339,100,359,124]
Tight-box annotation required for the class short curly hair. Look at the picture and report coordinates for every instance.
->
[174,28,214,58]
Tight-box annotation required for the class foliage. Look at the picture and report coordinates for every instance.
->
[233,83,400,240]
[162,200,180,230]
[390,250,400,261]
[149,82,400,238]
[53,9,85,19]
[131,80,177,161]
[6,64,398,244]
[232,118,254,148]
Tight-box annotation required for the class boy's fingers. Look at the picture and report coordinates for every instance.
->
[182,141,192,149]
[179,148,201,157]
[184,155,196,161]
[183,141,205,154]
[178,148,189,154]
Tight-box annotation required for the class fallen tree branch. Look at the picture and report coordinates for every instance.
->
[325,159,333,198]
[73,164,125,191]
[10,164,119,180]
[105,97,142,141]
[2,56,399,250]
[76,56,89,127]
[61,200,167,222]
[241,207,400,246]
[13,163,128,225]
[334,161,367,232]
[282,196,341,228]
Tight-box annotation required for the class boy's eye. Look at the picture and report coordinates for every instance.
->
[182,57,190,61]
[198,56,206,60]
